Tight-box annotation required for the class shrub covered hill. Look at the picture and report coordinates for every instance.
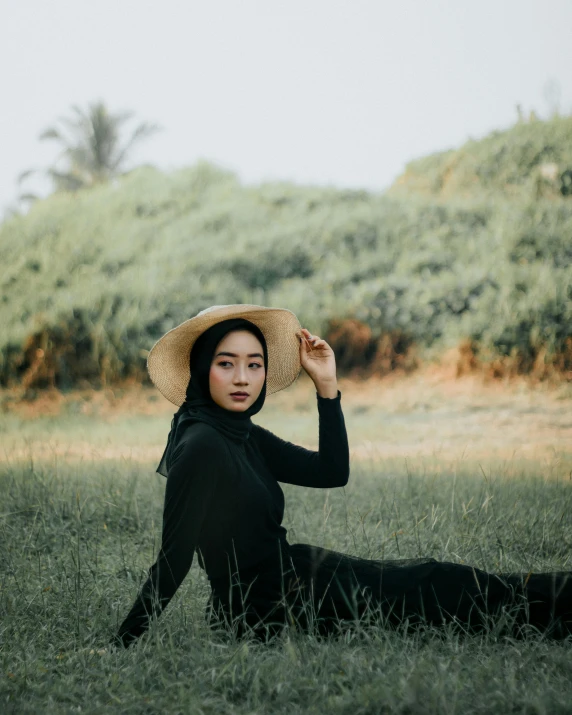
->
[2,116,572,390]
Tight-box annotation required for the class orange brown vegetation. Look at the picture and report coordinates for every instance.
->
[13,320,148,395]
[325,319,417,376]
[7,319,572,397]
[371,330,418,377]
[325,319,376,371]
[439,339,572,384]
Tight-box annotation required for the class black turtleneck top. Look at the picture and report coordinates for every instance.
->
[114,390,349,647]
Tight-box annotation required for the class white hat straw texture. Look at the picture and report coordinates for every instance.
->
[147,304,302,406]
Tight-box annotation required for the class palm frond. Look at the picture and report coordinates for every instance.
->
[113,109,135,127]
[18,192,40,203]
[70,104,90,121]
[39,127,63,142]
[110,122,162,172]
[47,168,87,191]
[17,168,37,184]
[38,100,159,191]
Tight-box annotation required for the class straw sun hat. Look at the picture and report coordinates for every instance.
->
[147,304,303,406]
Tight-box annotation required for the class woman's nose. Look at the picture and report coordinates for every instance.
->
[233,366,248,384]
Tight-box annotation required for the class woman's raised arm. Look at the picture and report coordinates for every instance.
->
[253,390,350,488]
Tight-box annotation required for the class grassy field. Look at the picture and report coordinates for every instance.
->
[1,375,572,714]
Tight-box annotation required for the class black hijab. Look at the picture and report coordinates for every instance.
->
[155,318,268,477]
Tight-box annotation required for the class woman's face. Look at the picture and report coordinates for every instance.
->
[209,330,266,412]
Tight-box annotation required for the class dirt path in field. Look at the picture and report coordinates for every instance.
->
[1,369,571,469]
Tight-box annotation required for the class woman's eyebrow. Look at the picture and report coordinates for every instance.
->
[215,351,264,359]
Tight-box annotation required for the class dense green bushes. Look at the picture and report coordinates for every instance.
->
[391,116,572,200]
[2,120,572,389]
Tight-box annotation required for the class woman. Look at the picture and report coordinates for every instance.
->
[112,304,572,648]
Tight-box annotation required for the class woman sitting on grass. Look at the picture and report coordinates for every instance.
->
[113,304,572,648]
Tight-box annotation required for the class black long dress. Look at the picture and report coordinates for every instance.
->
[114,392,572,647]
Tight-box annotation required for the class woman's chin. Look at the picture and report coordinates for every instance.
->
[223,400,251,412]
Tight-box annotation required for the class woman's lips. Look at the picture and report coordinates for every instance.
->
[230,393,249,401]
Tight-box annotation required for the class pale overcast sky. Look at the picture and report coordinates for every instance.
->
[1,0,571,216]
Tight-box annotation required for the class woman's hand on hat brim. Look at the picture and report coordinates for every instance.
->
[297,328,338,395]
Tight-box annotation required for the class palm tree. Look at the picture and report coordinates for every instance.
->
[38,100,161,191]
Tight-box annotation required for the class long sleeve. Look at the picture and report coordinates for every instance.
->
[112,427,228,648]
[253,390,350,489]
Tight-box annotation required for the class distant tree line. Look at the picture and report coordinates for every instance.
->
[2,115,572,392]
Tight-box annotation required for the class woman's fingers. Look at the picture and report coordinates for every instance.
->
[300,328,324,347]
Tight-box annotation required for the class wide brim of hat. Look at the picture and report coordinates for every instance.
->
[147,304,303,406]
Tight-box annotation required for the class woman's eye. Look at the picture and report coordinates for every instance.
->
[216,360,262,369]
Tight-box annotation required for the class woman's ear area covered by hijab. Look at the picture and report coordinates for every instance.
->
[208,330,266,413]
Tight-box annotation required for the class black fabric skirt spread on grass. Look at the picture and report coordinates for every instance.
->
[205,542,572,641]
